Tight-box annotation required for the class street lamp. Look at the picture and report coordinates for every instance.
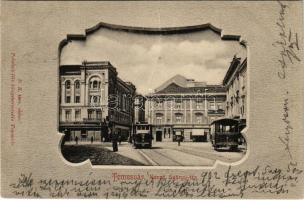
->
[204,89,208,116]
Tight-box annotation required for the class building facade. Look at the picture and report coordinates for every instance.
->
[134,94,146,123]
[59,61,136,142]
[146,75,226,142]
[223,56,247,120]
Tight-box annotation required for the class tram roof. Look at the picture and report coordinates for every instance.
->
[211,118,239,125]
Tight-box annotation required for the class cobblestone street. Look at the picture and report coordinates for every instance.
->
[62,141,246,166]
[62,144,144,165]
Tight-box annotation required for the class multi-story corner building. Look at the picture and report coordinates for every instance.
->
[134,94,146,123]
[223,56,247,121]
[145,75,226,142]
[59,61,136,142]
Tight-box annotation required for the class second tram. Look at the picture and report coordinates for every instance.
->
[210,118,244,150]
[132,123,153,148]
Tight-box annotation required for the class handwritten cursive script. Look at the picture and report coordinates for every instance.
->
[273,0,300,79]
[9,165,302,199]
[278,92,294,159]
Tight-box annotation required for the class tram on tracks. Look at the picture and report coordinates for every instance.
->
[210,118,245,150]
[132,122,153,148]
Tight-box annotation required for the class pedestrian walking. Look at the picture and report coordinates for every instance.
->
[91,136,94,144]
[109,128,118,152]
[176,135,184,146]
[118,132,122,145]
[112,132,118,152]
[75,136,79,145]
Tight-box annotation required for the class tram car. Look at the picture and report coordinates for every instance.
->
[132,122,153,148]
[210,118,243,150]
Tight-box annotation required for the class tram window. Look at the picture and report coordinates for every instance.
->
[224,126,231,132]
[215,124,220,132]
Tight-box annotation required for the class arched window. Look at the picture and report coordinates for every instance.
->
[65,80,71,89]
[89,76,101,89]
[75,80,80,89]
[93,80,98,89]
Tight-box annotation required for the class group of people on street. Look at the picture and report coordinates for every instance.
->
[74,127,122,152]
[74,135,95,145]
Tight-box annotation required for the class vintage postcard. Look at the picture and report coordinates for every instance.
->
[1,0,303,199]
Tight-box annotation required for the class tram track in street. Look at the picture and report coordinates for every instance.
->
[166,146,244,163]
[138,148,184,166]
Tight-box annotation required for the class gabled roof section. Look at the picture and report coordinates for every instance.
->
[154,74,188,92]
[155,85,225,95]
[154,74,225,94]
[155,84,226,94]
[156,82,185,93]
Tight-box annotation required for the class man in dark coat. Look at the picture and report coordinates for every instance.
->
[118,131,122,145]
[90,136,94,144]
[75,136,79,145]
[110,128,118,152]
[112,133,118,152]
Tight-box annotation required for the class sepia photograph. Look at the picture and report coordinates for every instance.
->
[2,1,303,198]
[59,23,248,166]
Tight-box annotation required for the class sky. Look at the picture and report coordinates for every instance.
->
[61,28,246,95]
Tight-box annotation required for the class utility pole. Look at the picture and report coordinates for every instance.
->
[204,89,208,116]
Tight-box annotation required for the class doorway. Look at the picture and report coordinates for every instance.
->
[156,131,162,142]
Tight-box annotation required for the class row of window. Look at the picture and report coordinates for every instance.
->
[64,95,105,105]
[64,77,105,90]
[152,102,223,110]
[227,74,246,97]
[226,98,246,117]
[88,109,102,120]
[65,80,81,90]
[65,95,81,103]
[155,114,205,124]
[65,109,81,121]
[115,93,131,112]
[64,109,102,121]
[89,80,102,90]
[63,93,132,108]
